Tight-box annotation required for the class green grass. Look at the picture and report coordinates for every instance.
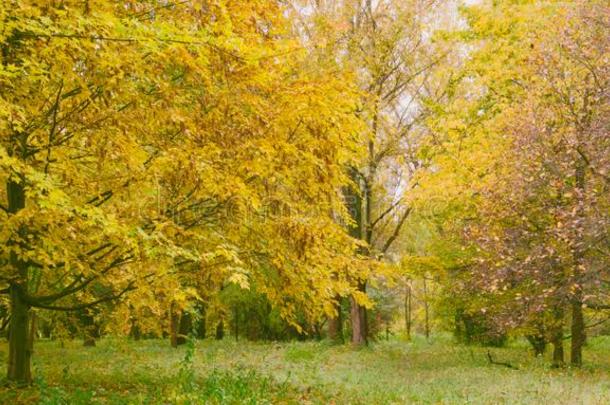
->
[1,335,610,404]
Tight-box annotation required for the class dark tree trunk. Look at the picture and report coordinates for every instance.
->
[196,305,207,339]
[178,313,190,344]
[233,306,239,342]
[327,295,343,343]
[570,155,586,367]
[551,309,565,368]
[28,311,37,351]
[423,277,430,340]
[176,311,192,346]
[313,322,323,341]
[463,315,475,344]
[82,312,99,347]
[130,318,142,341]
[570,300,585,367]
[526,334,546,357]
[8,286,32,384]
[552,335,564,368]
[215,320,224,340]
[7,179,32,384]
[170,304,179,348]
[404,281,412,340]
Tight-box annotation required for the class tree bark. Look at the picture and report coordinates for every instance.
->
[327,295,343,343]
[177,311,192,345]
[552,335,564,368]
[7,179,32,384]
[350,282,368,345]
[526,334,546,357]
[350,292,368,345]
[215,320,224,340]
[405,280,412,340]
[130,318,142,341]
[8,286,32,384]
[423,277,430,340]
[551,308,565,368]
[196,304,206,339]
[344,168,368,346]
[570,159,586,367]
[82,311,98,347]
[570,300,585,367]
[170,303,179,348]
[350,296,365,345]
[28,311,37,352]
[233,306,239,342]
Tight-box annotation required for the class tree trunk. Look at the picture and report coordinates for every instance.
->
[404,280,412,340]
[176,311,192,346]
[215,320,224,340]
[526,334,546,357]
[327,295,343,343]
[570,155,586,367]
[196,305,207,339]
[423,277,430,340]
[170,304,179,348]
[551,310,565,368]
[344,168,367,346]
[28,311,37,352]
[130,318,142,341]
[313,322,323,341]
[7,179,31,384]
[8,286,32,384]
[552,335,564,368]
[350,281,368,346]
[350,295,365,345]
[82,312,98,347]
[233,306,239,342]
[570,300,584,367]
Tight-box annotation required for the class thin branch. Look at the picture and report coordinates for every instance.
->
[585,317,610,329]
[19,32,243,61]
[30,255,133,305]
[575,146,610,185]
[381,207,412,254]
[371,199,402,229]
[45,81,63,175]
[0,315,10,332]
[487,351,519,370]
[29,282,136,311]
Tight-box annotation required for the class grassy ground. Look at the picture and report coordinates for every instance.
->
[1,334,610,404]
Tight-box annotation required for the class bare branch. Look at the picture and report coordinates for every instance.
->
[381,207,412,254]
[30,255,134,305]
[370,199,402,230]
[29,282,136,312]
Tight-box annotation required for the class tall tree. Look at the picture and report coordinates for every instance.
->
[0,0,365,383]
[413,0,609,365]
[291,0,445,345]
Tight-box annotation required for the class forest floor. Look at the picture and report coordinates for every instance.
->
[1,334,610,404]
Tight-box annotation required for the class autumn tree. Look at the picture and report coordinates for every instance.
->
[290,0,447,345]
[1,0,365,383]
[414,0,609,366]
[464,0,609,366]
